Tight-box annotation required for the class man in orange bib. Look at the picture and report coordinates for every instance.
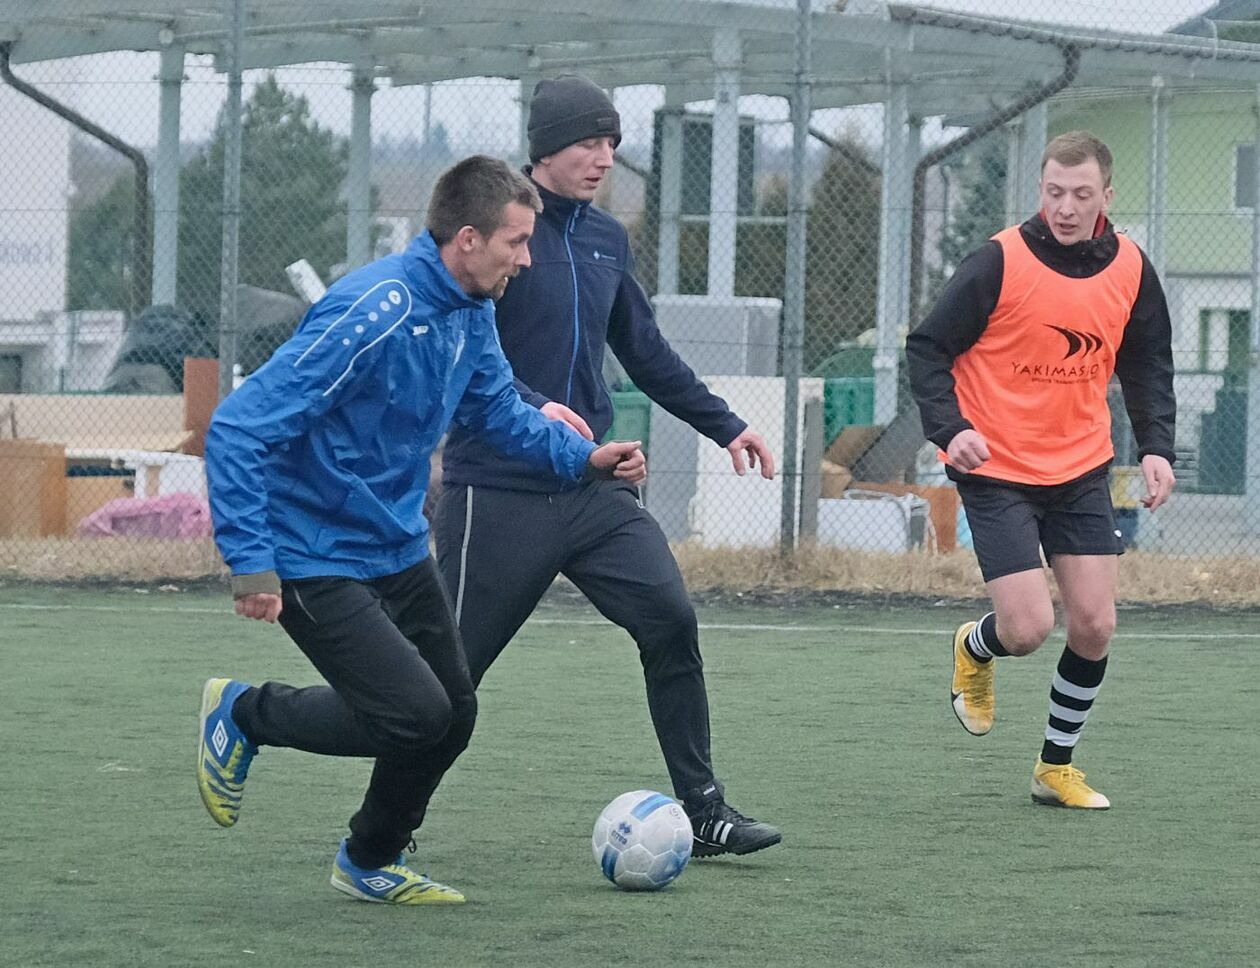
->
[907,131,1176,809]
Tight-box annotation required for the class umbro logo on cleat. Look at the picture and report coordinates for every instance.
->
[362,875,398,892]
[212,720,229,759]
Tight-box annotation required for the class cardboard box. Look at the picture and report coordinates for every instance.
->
[183,357,219,458]
[0,439,66,537]
[820,460,854,499]
[65,476,132,534]
[0,393,186,453]
[824,424,884,469]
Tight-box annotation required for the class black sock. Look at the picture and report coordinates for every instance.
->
[1041,646,1108,765]
[964,612,1009,662]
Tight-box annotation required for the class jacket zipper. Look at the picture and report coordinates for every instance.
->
[562,207,581,405]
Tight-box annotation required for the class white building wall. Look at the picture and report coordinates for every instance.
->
[0,311,124,392]
[1162,274,1249,456]
[0,63,73,323]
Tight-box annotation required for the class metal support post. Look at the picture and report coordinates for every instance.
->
[1147,76,1169,279]
[1018,100,1047,215]
[346,66,375,269]
[874,80,910,424]
[1245,83,1260,534]
[708,27,741,299]
[657,86,685,296]
[152,45,184,306]
[217,0,244,401]
[780,0,811,553]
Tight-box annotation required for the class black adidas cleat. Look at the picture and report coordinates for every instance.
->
[690,801,782,858]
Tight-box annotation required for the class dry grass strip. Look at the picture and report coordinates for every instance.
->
[2,537,1259,607]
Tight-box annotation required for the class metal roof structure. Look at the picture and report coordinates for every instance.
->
[4,1,1260,116]
[1171,0,1260,35]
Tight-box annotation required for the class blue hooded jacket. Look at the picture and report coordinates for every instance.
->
[441,178,746,492]
[206,231,596,585]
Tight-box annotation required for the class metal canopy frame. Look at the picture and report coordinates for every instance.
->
[5,2,1260,115]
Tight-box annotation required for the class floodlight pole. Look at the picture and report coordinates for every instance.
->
[217,0,245,401]
[779,0,811,555]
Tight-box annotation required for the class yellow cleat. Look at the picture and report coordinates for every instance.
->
[1031,758,1111,809]
[950,622,994,736]
[331,840,465,905]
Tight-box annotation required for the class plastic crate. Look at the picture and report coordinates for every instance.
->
[823,377,875,444]
[606,390,651,453]
[1199,385,1246,494]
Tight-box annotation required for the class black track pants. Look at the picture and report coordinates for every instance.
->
[432,479,716,803]
[232,557,476,868]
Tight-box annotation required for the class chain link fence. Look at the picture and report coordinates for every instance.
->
[1,1,1257,601]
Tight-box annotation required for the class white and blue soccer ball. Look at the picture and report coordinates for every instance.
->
[592,790,693,891]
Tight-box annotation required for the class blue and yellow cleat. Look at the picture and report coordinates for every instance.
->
[197,677,258,827]
[330,840,465,905]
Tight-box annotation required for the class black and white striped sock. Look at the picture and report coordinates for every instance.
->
[965,611,1008,663]
[1041,646,1108,765]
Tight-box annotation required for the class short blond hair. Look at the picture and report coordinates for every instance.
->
[1042,131,1113,188]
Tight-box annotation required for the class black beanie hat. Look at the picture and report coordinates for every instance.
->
[527,74,622,162]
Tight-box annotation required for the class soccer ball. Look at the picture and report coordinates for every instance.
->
[591,790,693,891]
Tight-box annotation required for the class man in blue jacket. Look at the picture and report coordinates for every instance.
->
[198,155,645,905]
[434,76,781,858]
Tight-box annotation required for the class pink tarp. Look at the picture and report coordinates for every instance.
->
[77,492,214,539]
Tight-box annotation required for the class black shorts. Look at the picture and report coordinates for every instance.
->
[955,466,1124,582]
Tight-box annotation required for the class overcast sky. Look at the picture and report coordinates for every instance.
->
[911,0,1211,33]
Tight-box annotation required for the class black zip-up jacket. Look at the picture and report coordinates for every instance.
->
[442,178,747,492]
[905,213,1176,477]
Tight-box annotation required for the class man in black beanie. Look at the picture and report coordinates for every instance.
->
[434,74,783,859]
[525,73,623,163]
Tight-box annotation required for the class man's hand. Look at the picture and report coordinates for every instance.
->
[540,401,594,441]
[726,427,775,480]
[946,429,991,472]
[1139,454,1176,511]
[235,593,282,624]
[589,440,646,485]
